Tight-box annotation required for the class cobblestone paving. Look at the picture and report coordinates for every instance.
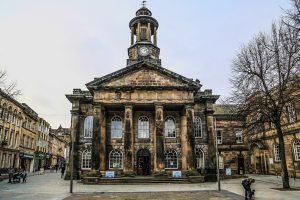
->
[64,191,243,200]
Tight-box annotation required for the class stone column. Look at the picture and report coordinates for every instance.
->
[124,105,133,173]
[206,111,215,172]
[154,104,164,171]
[154,27,157,46]
[181,105,196,170]
[137,22,141,42]
[130,27,134,45]
[147,23,151,42]
[70,109,80,179]
[91,105,101,170]
[99,107,106,172]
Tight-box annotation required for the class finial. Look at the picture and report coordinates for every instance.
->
[142,0,146,7]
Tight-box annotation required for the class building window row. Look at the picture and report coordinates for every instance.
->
[81,148,205,170]
[84,115,203,139]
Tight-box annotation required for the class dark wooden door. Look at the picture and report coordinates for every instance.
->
[237,156,245,175]
[255,156,262,174]
[137,156,150,175]
[137,149,151,175]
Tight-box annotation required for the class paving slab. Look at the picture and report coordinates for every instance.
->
[63,191,243,200]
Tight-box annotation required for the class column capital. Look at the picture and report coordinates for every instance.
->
[70,109,80,115]
[123,103,134,109]
[154,103,164,109]
[184,104,195,110]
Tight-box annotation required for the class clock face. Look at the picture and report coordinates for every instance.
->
[139,46,149,56]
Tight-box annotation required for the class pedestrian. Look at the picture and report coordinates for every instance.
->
[60,165,65,178]
[242,178,255,200]
[8,167,14,184]
[21,169,27,183]
[55,164,58,173]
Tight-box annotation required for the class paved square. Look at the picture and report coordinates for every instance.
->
[1,172,300,200]
[64,191,242,200]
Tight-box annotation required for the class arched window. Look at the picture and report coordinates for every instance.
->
[12,109,17,124]
[294,140,300,161]
[286,103,296,123]
[274,144,281,162]
[109,149,123,169]
[1,103,7,119]
[235,131,243,144]
[165,116,176,138]
[195,148,204,169]
[81,150,91,169]
[194,116,202,138]
[164,149,178,169]
[7,106,12,122]
[138,116,149,138]
[111,116,122,138]
[84,116,93,138]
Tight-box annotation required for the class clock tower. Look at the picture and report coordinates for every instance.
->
[127,3,161,66]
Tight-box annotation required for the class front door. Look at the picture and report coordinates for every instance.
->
[255,156,262,174]
[137,149,150,175]
[237,156,245,175]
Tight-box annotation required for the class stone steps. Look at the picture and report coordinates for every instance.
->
[82,176,205,184]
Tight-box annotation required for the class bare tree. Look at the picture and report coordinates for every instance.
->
[284,0,300,31]
[0,70,21,99]
[229,21,300,188]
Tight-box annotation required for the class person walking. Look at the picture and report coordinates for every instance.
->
[60,165,65,178]
[242,178,255,200]
[8,167,14,184]
[55,164,58,173]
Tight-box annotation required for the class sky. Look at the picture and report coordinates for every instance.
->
[0,0,292,128]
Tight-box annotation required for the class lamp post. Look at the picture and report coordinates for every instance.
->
[70,133,74,193]
[214,117,221,191]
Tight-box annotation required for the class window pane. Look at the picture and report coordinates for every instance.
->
[165,117,176,138]
[111,116,122,138]
[109,150,123,169]
[194,116,202,138]
[138,116,149,138]
[84,116,93,138]
[164,149,178,169]
[196,148,204,169]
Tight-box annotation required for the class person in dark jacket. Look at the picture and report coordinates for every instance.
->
[242,178,255,200]
[8,167,14,184]
[60,165,65,178]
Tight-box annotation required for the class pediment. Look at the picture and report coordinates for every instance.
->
[103,69,185,87]
[86,61,201,91]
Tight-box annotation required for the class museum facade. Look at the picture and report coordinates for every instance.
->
[66,5,248,177]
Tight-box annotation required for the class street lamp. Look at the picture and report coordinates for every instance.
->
[214,117,221,191]
[70,132,74,193]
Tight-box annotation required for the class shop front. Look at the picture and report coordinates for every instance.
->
[19,152,34,172]
[34,152,46,171]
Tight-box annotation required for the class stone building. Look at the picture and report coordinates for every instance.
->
[0,89,54,173]
[49,132,66,168]
[34,117,50,171]
[19,103,38,172]
[66,5,224,177]
[50,125,70,167]
[214,105,249,175]
[0,89,23,170]
[247,90,300,177]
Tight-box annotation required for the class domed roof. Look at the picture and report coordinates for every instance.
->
[136,6,152,16]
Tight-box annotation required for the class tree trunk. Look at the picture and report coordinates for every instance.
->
[277,126,290,188]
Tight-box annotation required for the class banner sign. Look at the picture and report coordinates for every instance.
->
[226,168,232,176]
[172,171,182,178]
[105,171,115,178]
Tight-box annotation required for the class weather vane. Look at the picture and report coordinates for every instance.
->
[142,1,146,7]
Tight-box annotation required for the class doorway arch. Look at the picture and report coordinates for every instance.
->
[136,149,151,175]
